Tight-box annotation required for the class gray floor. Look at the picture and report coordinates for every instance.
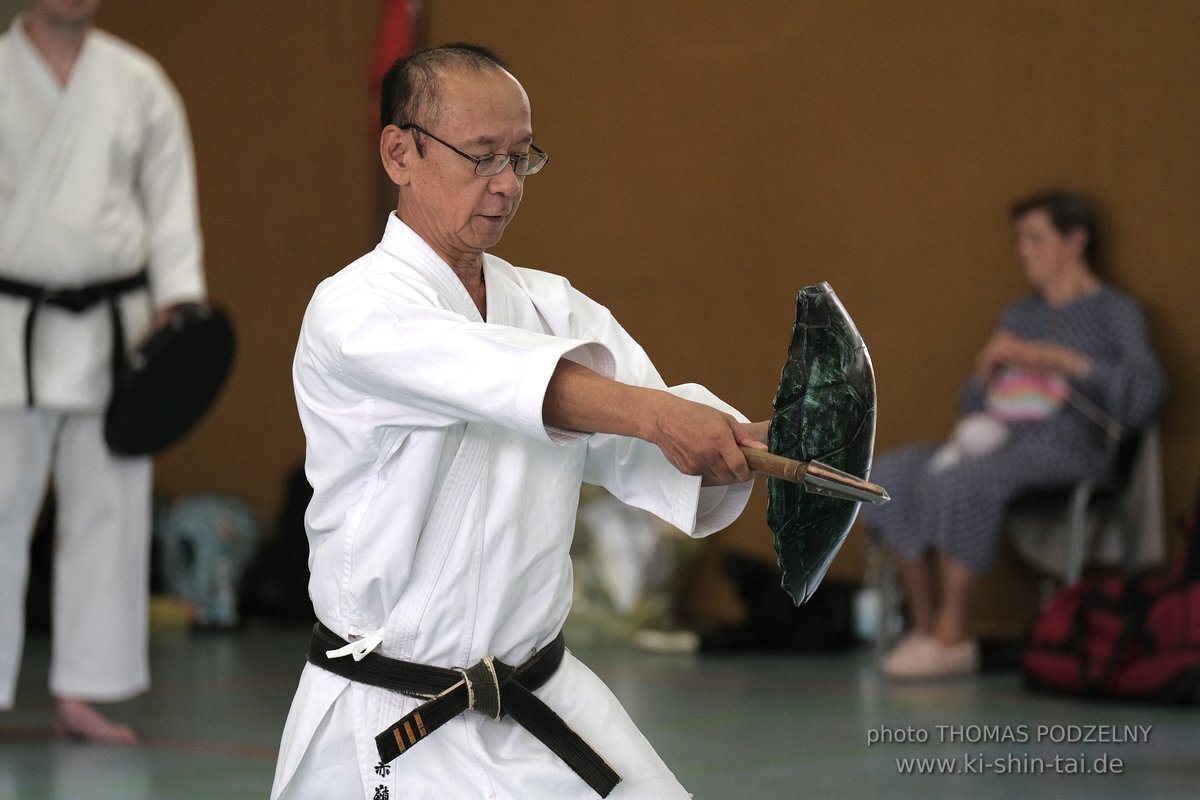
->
[1,622,1196,799]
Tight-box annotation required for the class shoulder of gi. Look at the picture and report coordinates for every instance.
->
[492,256,615,339]
[87,29,188,123]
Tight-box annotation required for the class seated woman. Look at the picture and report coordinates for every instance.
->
[861,189,1166,681]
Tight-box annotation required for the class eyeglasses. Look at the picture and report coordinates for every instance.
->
[400,124,549,177]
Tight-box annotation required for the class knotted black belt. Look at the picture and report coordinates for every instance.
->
[308,622,621,797]
[0,270,149,407]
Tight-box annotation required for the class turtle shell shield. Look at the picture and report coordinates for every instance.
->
[767,283,876,605]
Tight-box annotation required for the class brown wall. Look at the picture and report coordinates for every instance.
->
[96,2,1200,629]
[96,2,384,520]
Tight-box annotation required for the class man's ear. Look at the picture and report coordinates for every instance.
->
[380,125,411,186]
[1066,226,1089,259]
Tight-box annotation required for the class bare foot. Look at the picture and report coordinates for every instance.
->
[52,698,139,746]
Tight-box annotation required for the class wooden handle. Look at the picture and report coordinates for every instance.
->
[740,445,891,504]
[739,446,808,483]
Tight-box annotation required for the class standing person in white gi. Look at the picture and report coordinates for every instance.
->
[0,0,205,744]
[274,44,767,799]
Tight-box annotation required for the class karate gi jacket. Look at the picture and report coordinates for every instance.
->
[275,214,753,799]
[0,17,205,411]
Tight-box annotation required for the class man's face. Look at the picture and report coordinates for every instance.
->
[1013,209,1080,287]
[33,0,99,28]
[398,67,533,269]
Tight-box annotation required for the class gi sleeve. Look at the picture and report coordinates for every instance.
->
[137,63,206,308]
[302,283,614,444]
[572,299,753,537]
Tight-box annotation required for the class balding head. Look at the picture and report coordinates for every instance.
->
[379,43,512,146]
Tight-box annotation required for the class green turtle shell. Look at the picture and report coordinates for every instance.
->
[767,283,877,605]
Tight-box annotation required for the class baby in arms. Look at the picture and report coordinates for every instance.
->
[928,367,1070,474]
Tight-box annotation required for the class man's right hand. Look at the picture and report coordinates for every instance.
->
[645,393,757,486]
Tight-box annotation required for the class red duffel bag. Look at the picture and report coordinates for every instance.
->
[1021,475,1200,704]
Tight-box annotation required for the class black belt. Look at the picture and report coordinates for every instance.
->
[308,622,621,797]
[0,270,149,407]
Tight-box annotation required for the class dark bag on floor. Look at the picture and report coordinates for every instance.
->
[699,553,857,652]
[238,465,314,623]
[1021,474,1200,704]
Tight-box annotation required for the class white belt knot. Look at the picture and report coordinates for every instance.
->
[324,626,386,661]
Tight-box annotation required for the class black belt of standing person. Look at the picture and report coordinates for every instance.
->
[308,622,621,797]
[0,269,149,407]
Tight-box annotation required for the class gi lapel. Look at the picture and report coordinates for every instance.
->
[386,234,495,663]
[0,26,98,261]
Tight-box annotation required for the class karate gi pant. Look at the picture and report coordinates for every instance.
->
[0,409,151,708]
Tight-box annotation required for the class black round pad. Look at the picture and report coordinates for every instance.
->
[105,304,235,456]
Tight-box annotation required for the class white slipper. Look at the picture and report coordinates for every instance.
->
[883,637,979,681]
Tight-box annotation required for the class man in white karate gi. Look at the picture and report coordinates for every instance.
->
[273,43,766,799]
[0,0,205,744]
